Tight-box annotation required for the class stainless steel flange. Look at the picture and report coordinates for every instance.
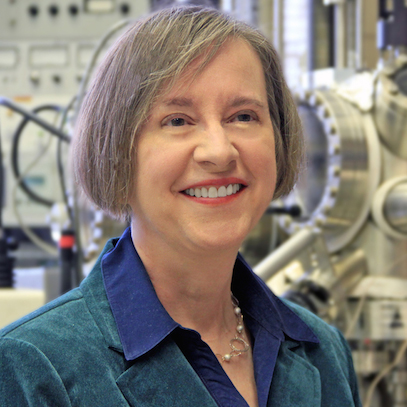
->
[281,88,381,253]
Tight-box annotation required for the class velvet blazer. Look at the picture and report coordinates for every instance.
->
[0,241,361,407]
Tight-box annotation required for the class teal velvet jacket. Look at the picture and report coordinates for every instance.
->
[0,240,361,407]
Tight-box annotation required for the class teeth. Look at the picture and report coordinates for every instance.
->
[218,186,226,197]
[208,187,217,198]
[185,184,242,198]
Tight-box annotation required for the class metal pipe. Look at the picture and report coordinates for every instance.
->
[254,227,320,281]
[273,0,284,56]
[334,2,346,68]
[355,0,363,69]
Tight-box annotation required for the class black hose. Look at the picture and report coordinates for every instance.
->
[11,104,64,207]
[0,111,4,229]
[56,100,75,225]
[0,107,14,287]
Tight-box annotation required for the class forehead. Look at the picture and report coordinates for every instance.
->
[158,38,267,103]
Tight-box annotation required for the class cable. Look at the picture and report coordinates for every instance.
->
[11,104,63,207]
[73,18,133,123]
[0,97,70,142]
[0,107,4,232]
[11,128,58,256]
[56,96,76,225]
[363,338,407,407]
[344,293,367,340]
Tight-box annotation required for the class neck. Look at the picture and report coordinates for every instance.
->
[130,222,240,339]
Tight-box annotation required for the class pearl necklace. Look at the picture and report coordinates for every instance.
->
[220,294,250,362]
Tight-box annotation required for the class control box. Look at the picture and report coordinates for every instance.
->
[0,0,148,227]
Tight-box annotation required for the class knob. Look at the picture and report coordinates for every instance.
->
[120,3,130,14]
[29,71,40,84]
[28,4,39,17]
[69,4,79,16]
[49,4,59,16]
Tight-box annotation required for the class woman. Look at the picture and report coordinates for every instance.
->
[0,6,361,407]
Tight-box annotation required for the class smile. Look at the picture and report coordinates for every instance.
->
[184,184,243,198]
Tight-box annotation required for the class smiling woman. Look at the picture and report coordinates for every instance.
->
[73,7,301,221]
[0,5,361,407]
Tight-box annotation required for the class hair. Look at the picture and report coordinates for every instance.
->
[72,5,303,220]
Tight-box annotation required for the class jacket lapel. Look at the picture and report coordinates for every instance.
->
[81,263,217,407]
[267,339,321,407]
[116,338,218,407]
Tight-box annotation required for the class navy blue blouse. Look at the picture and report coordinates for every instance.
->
[102,228,318,407]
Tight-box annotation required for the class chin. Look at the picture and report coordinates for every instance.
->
[187,223,252,253]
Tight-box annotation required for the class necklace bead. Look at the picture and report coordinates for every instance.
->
[220,294,250,362]
[223,354,232,362]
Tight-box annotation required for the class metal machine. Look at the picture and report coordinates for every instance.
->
[249,1,407,405]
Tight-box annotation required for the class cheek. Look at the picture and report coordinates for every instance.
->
[135,140,192,192]
[247,136,277,183]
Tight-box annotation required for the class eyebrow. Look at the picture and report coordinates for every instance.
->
[163,97,193,107]
[163,96,266,109]
[229,96,266,109]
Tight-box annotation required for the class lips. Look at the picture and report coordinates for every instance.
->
[184,183,243,198]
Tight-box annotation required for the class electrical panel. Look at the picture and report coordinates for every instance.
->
[0,0,149,227]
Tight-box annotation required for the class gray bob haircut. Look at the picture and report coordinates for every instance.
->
[72,5,303,220]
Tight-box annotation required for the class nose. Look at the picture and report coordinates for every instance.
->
[193,124,239,171]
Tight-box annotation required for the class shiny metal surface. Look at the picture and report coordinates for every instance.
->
[281,88,380,252]
[329,249,367,304]
[372,175,407,240]
[353,221,407,279]
[374,58,407,160]
[254,227,320,281]
[384,181,407,235]
[296,104,327,215]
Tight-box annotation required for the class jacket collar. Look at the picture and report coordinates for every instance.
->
[100,228,178,360]
[85,228,318,363]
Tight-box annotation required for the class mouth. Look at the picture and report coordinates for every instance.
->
[183,183,245,199]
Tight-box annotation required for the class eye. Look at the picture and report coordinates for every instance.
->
[169,117,185,127]
[162,115,191,127]
[236,113,253,122]
[230,112,257,123]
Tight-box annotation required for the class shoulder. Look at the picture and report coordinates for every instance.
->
[0,266,127,405]
[0,288,85,340]
[283,299,344,343]
[0,261,111,366]
[0,237,117,347]
[280,300,361,406]
[282,299,353,364]
[0,289,89,406]
[0,287,107,370]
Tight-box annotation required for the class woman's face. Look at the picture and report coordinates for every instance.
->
[129,38,277,255]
